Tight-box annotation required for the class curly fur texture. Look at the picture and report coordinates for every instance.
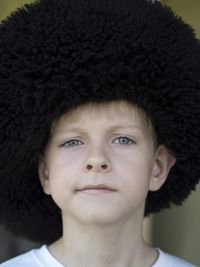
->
[0,0,200,243]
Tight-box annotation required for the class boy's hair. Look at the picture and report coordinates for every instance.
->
[0,0,200,244]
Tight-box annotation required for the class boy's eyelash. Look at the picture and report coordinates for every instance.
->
[60,136,135,148]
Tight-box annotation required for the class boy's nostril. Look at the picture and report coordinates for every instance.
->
[102,164,107,169]
[86,164,93,170]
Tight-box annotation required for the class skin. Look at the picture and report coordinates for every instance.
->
[39,100,176,267]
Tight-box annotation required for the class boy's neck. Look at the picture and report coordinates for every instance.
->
[48,216,158,267]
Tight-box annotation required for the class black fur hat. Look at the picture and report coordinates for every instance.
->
[0,0,200,244]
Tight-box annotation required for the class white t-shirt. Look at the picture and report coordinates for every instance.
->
[0,245,197,267]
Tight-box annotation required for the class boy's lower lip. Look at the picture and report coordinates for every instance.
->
[76,189,116,196]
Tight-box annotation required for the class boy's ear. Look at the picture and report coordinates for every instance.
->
[38,155,51,195]
[149,145,176,192]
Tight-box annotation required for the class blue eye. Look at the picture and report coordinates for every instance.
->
[113,136,134,145]
[63,139,83,147]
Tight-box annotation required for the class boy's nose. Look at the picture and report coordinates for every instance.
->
[83,149,111,172]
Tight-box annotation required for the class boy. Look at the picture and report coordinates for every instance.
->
[0,0,200,266]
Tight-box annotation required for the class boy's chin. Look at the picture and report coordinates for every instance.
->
[63,208,141,227]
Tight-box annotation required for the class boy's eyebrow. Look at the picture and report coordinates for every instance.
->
[104,124,143,131]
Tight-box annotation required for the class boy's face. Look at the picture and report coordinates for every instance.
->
[39,101,175,225]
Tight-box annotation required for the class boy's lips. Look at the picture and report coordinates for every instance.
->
[76,184,117,195]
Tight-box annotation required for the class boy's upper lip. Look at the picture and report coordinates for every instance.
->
[76,184,117,191]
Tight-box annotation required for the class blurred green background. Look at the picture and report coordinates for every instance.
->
[0,0,34,19]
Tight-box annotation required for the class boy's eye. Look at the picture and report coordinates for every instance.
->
[63,139,84,147]
[113,136,134,145]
